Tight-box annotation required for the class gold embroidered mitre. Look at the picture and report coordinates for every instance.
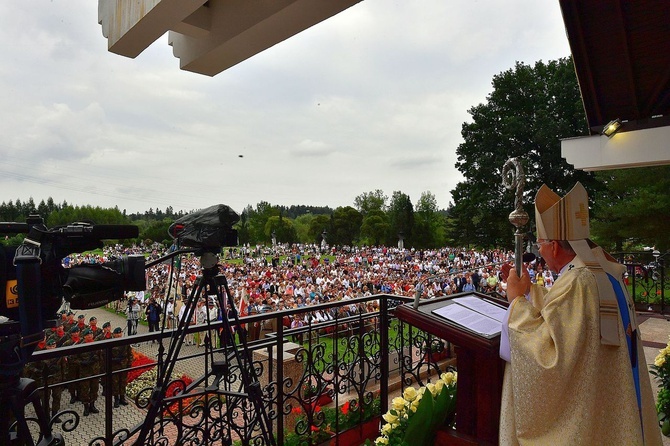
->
[534,182,623,346]
[535,182,590,241]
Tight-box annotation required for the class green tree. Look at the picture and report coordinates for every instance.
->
[236,206,252,245]
[360,209,390,246]
[330,206,363,246]
[47,205,130,226]
[247,201,280,244]
[449,58,599,248]
[413,191,445,248]
[592,166,670,252]
[140,219,174,245]
[387,191,414,247]
[308,214,331,244]
[354,190,388,215]
[293,213,315,243]
[265,215,298,244]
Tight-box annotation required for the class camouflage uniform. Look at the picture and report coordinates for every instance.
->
[78,329,101,416]
[22,341,46,387]
[111,327,132,407]
[62,327,82,403]
[43,339,66,421]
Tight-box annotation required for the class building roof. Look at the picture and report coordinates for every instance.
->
[559,1,670,135]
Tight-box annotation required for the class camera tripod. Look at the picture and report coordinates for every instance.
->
[136,251,275,445]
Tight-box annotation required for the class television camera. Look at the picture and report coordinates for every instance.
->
[1,215,145,373]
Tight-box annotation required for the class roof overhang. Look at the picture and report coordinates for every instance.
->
[558,0,670,170]
[98,0,362,77]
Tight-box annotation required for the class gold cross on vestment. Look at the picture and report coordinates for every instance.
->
[575,203,588,226]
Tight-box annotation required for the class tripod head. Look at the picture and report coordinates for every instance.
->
[168,204,239,250]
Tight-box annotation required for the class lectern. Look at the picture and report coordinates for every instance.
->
[394,293,506,445]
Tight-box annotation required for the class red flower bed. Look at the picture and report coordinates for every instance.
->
[126,350,156,384]
[163,374,196,417]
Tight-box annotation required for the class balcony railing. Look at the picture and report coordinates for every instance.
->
[16,294,454,445]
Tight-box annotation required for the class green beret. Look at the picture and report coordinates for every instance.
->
[81,328,92,336]
[46,338,57,346]
[78,314,85,319]
[69,326,80,333]
[89,317,97,322]
[102,321,111,328]
[113,327,123,334]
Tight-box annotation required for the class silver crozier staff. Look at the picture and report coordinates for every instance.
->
[502,157,529,273]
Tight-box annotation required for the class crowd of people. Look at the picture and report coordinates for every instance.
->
[63,243,559,341]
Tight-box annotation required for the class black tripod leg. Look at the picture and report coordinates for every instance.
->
[135,277,205,444]
[215,276,276,446]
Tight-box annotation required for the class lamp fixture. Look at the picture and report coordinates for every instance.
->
[602,118,622,137]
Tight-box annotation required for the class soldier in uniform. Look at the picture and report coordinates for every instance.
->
[76,314,87,332]
[78,328,101,416]
[88,317,103,339]
[47,324,67,347]
[62,311,77,332]
[22,336,47,385]
[43,338,66,422]
[111,327,132,408]
[96,322,113,341]
[62,326,82,403]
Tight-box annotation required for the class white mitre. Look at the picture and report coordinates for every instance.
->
[534,182,628,346]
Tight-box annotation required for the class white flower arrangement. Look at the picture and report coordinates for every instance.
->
[374,371,457,446]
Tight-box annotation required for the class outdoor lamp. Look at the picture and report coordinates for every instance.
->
[602,118,622,137]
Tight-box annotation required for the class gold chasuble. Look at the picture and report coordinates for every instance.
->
[500,256,661,445]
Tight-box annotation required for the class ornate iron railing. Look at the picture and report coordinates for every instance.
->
[614,251,668,312]
[18,294,454,445]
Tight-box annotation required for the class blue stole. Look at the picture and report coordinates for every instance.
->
[607,273,642,424]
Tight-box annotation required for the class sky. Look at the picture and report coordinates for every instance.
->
[0,0,572,216]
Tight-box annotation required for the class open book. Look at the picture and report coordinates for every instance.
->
[431,295,506,338]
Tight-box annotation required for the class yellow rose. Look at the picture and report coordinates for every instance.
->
[403,386,418,402]
[391,397,406,412]
[441,372,456,385]
[381,423,394,436]
[375,437,389,446]
[382,412,398,424]
[426,383,437,396]
[656,355,666,368]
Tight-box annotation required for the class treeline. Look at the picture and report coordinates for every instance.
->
[0,190,453,250]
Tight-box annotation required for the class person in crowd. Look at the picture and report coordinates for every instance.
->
[145,297,162,335]
[166,297,176,329]
[126,297,141,336]
[178,298,195,346]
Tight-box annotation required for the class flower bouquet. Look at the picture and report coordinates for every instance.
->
[373,371,457,446]
[652,340,670,436]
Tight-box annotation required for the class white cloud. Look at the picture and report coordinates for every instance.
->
[0,0,570,215]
